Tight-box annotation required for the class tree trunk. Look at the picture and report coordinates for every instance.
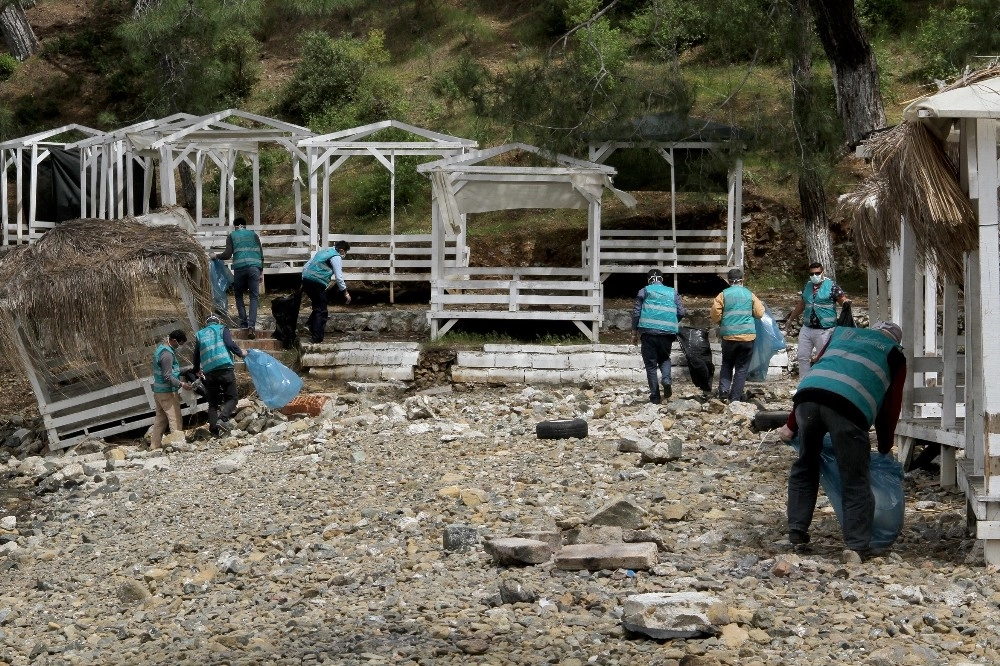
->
[799,169,835,275]
[790,0,836,279]
[808,0,886,147]
[178,162,197,211]
[0,2,38,62]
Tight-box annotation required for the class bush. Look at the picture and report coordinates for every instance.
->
[0,54,17,81]
[432,56,490,114]
[350,155,429,218]
[282,29,392,124]
[216,29,262,102]
[915,6,975,80]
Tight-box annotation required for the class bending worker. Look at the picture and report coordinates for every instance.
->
[778,321,906,562]
[193,314,247,437]
[301,240,351,344]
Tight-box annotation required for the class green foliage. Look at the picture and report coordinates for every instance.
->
[0,54,17,82]
[0,107,17,142]
[857,0,908,34]
[233,146,282,211]
[282,30,402,129]
[115,0,263,114]
[433,56,491,115]
[216,30,263,103]
[349,155,430,218]
[914,1,999,81]
[626,0,707,58]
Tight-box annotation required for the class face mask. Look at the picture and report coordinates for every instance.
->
[810,274,823,284]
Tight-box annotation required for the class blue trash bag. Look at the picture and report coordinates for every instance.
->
[244,349,303,409]
[789,434,905,550]
[209,258,234,314]
[747,305,786,382]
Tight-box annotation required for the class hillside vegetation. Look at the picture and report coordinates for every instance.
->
[1,0,996,291]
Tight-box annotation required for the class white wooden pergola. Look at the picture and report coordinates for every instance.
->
[418,143,635,341]
[0,123,104,244]
[298,119,477,249]
[869,75,1000,564]
[70,109,314,229]
[587,114,745,280]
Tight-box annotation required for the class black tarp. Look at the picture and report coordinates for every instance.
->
[20,147,155,223]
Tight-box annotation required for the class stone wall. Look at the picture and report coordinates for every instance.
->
[299,341,789,387]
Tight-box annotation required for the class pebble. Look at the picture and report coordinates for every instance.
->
[0,380,986,665]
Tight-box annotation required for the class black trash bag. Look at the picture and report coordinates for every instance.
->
[272,290,303,349]
[677,326,714,392]
[837,301,856,327]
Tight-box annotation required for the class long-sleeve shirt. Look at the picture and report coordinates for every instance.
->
[192,327,244,373]
[327,253,347,292]
[631,287,685,334]
[785,342,907,453]
[157,348,182,389]
[710,290,765,341]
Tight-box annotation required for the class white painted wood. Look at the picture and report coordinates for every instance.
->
[970,118,1000,495]
[942,278,959,430]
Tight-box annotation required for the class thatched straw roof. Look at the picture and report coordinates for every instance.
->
[840,66,1000,283]
[0,218,211,383]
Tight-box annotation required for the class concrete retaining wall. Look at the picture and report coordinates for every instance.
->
[299,341,789,386]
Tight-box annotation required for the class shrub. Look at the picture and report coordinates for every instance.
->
[0,54,18,81]
[282,30,391,124]
[350,155,429,217]
[915,6,975,80]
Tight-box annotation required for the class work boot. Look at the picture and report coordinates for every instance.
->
[246,328,256,340]
[662,384,672,400]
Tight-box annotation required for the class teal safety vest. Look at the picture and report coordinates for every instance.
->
[802,278,836,328]
[231,228,263,270]
[302,248,339,285]
[798,327,901,425]
[196,323,234,373]
[152,343,180,393]
[720,285,756,338]
[637,284,679,334]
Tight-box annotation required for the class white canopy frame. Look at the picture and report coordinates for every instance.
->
[870,75,1000,564]
[418,143,635,342]
[299,119,477,249]
[587,131,744,286]
[70,109,314,239]
[298,120,477,301]
[0,123,105,245]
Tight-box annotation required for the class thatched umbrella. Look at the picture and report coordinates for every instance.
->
[0,218,211,385]
[839,66,1000,283]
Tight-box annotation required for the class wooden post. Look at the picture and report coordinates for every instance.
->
[941,276,959,487]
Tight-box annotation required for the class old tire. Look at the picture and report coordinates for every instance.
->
[753,410,791,432]
[536,418,588,440]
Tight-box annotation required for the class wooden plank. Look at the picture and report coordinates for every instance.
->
[895,419,966,447]
[430,310,599,321]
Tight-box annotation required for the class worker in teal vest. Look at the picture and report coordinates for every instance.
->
[710,268,764,402]
[778,321,906,563]
[211,217,264,339]
[193,314,247,437]
[151,329,193,449]
[301,240,351,343]
[786,262,851,377]
[631,269,685,404]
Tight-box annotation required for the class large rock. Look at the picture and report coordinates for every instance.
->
[554,542,658,571]
[483,537,552,565]
[622,592,720,639]
[588,499,649,529]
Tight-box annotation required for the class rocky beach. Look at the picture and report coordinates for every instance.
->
[0,374,991,666]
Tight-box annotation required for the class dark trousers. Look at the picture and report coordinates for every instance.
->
[302,278,328,343]
[788,401,874,552]
[233,266,261,329]
[718,339,754,402]
[640,333,675,400]
[203,367,238,429]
